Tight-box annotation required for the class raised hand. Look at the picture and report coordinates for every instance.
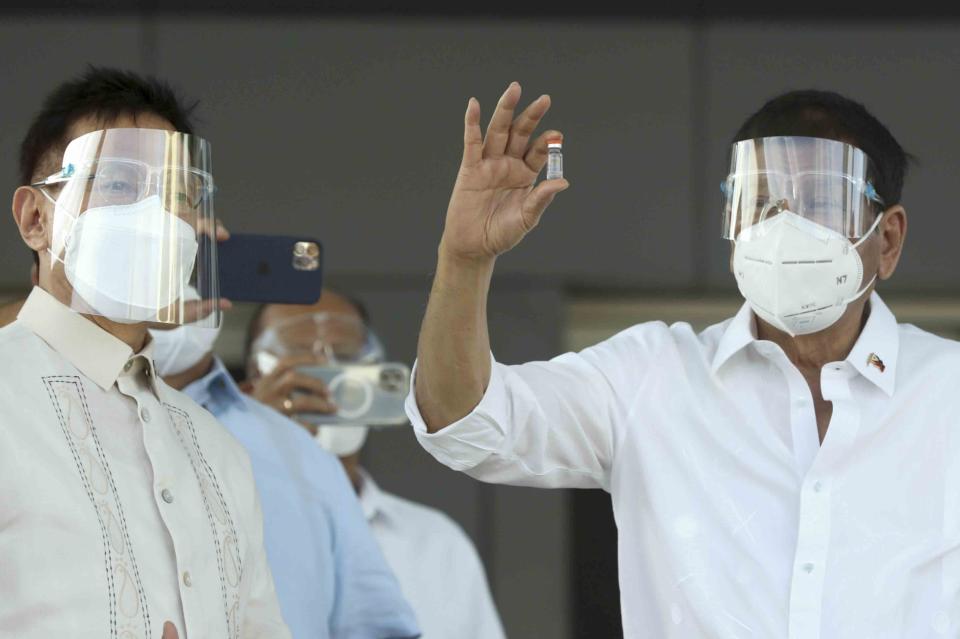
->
[439,81,569,263]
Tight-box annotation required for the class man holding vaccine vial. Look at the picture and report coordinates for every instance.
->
[406,82,960,637]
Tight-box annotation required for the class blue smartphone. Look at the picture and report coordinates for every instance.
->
[207,233,324,304]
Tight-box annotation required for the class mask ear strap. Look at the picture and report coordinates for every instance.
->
[851,211,885,250]
[35,187,60,266]
[45,247,63,267]
[37,187,58,205]
[845,272,878,305]
[846,212,885,303]
[44,198,82,268]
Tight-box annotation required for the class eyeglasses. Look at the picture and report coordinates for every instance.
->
[721,171,885,235]
[31,158,216,209]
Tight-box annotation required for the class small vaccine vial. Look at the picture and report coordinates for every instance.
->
[546,136,563,180]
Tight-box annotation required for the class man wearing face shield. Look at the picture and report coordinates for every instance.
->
[408,83,960,637]
[245,290,505,639]
[0,68,292,638]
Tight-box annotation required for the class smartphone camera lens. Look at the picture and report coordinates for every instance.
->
[380,366,407,393]
[292,241,320,271]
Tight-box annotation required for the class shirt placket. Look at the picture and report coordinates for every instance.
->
[788,362,859,639]
[117,356,200,634]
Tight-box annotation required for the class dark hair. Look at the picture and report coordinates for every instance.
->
[19,66,197,187]
[19,66,198,267]
[732,90,910,207]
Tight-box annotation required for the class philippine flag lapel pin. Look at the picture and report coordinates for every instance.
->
[867,353,886,373]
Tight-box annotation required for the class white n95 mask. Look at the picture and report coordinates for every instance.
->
[314,425,369,457]
[149,287,223,377]
[61,195,199,323]
[733,210,883,337]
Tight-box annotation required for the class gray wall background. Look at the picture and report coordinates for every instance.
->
[1,16,959,637]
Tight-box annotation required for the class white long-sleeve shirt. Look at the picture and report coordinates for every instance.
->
[407,293,960,638]
[0,287,291,639]
[357,469,505,639]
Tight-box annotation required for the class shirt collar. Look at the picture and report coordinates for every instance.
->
[846,293,898,397]
[711,301,758,373]
[712,292,899,397]
[183,356,247,413]
[357,467,388,523]
[17,286,150,391]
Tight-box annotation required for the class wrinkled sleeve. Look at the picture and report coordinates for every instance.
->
[407,329,643,491]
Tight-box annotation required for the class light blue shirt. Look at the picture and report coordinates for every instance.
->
[184,358,420,639]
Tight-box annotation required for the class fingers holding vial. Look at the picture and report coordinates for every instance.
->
[546,134,563,180]
[525,130,563,175]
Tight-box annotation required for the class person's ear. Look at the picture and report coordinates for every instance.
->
[876,205,907,281]
[12,186,50,253]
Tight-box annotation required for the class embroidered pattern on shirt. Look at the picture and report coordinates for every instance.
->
[165,404,243,639]
[44,376,152,639]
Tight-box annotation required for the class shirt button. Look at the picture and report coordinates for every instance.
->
[140,407,151,423]
[123,361,133,372]
[182,571,192,587]
[813,481,823,492]
[161,489,174,504]
[802,562,815,574]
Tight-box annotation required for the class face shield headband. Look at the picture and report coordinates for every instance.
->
[721,136,885,241]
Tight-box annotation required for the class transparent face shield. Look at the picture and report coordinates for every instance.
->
[35,128,220,327]
[250,312,385,373]
[721,136,885,241]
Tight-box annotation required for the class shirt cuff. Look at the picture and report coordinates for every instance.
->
[405,352,509,472]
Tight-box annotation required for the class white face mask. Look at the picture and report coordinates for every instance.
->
[60,195,199,323]
[733,210,883,337]
[149,323,223,377]
[314,425,369,457]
